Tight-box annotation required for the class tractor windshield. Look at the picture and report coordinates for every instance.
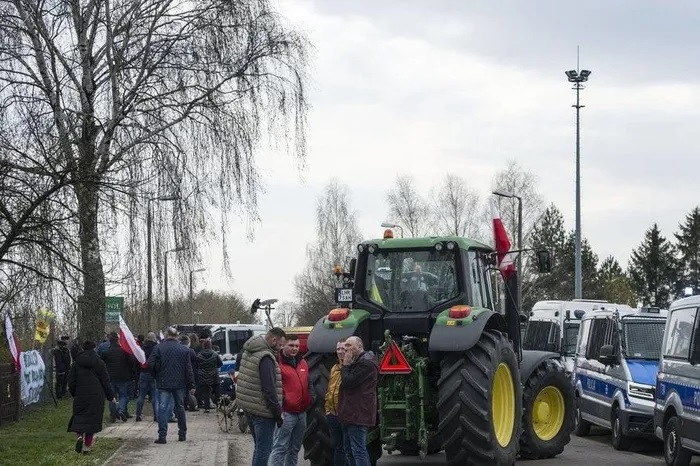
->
[364,248,458,312]
[622,319,666,360]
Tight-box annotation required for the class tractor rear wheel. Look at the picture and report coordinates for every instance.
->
[303,352,336,466]
[437,330,521,465]
[519,359,574,459]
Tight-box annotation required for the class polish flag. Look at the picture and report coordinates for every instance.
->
[4,314,22,371]
[119,315,146,366]
[490,198,517,279]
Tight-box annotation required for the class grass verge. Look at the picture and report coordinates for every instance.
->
[0,398,122,466]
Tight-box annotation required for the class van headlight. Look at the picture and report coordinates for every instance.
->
[627,382,654,400]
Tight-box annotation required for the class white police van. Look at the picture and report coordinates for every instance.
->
[573,305,667,450]
[523,299,623,374]
[654,295,700,466]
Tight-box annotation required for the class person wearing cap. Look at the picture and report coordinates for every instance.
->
[148,327,195,444]
[136,332,159,422]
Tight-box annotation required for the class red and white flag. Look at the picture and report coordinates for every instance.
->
[119,315,146,366]
[490,198,517,279]
[4,314,22,370]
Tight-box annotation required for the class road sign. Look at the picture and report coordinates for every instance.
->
[105,297,124,323]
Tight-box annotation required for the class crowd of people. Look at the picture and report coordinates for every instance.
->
[57,326,224,454]
[236,327,378,466]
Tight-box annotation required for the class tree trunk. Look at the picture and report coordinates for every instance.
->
[75,182,106,343]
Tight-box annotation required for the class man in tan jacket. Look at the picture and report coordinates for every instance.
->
[325,339,347,466]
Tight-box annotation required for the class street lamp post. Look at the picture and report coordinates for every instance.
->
[189,268,206,323]
[565,67,591,299]
[146,194,180,329]
[380,222,404,238]
[164,246,187,327]
[492,190,523,311]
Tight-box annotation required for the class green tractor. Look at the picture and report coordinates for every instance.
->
[302,235,575,465]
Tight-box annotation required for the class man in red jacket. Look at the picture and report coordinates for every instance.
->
[269,335,315,466]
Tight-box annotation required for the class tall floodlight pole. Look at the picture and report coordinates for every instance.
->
[565,66,591,299]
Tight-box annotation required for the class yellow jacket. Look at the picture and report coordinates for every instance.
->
[324,362,342,415]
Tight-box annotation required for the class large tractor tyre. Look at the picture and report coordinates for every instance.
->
[573,395,591,437]
[437,330,522,466]
[302,353,336,466]
[519,359,574,459]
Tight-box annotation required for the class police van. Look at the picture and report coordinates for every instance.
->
[654,295,700,466]
[573,305,667,450]
[523,299,625,374]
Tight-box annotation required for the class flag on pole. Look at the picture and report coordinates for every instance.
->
[118,315,146,366]
[4,314,22,370]
[490,198,517,279]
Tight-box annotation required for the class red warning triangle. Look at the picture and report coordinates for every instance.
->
[379,341,412,374]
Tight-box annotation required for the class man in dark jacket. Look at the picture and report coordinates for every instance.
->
[236,328,287,466]
[196,339,223,411]
[148,327,195,444]
[136,332,159,422]
[52,340,72,398]
[100,332,137,422]
[269,335,315,466]
[338,336,378,466]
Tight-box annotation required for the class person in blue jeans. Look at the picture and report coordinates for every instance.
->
[325,340,348,465]
[100,332,138,422]
[236,328,287,466]
[338,337,378,466]
[148,327,195,444]
[136,332,159,422]
[269,335,316,466]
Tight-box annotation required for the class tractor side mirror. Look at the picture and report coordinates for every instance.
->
[349,258,357,278]
[599,344,619,366]
[536,249,552,273]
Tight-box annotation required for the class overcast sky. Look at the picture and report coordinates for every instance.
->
[166,1,700,310]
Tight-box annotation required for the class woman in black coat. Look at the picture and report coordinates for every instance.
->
[67,341,115,454]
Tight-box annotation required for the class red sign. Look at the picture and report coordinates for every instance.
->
[379,341,412,374]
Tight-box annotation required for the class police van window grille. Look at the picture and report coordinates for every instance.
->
[523,321,554,351]
[624,321,665,360]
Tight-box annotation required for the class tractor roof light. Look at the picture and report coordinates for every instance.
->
[434,243,443,251]
[368,244,377,254]
[448,305,471,319]
[446,241,455,250]
[383,229,394,239]
[357,244,364,253]
[334,264,343,277]
[328,308,350,322]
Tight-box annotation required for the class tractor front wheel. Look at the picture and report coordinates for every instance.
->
[437,330,521,465]
[302,353,336,466]
[519,359,574,459]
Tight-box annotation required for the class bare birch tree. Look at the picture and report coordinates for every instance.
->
[432,174,481,238]
[386,175,428,237]
[0,0,308,341]
[295,180,361,325]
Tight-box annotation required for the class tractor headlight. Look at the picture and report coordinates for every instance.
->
[435,243,443,251]
[446,241,455,250]
[627,382,654,400]
[357,244,364,253]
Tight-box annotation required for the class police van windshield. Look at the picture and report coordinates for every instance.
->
[365,249,458,312]
[623,320,666,360]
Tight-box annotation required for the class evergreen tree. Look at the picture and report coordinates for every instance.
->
[597,256,637,306]
[628,224,679,308]
[674,207,700,295]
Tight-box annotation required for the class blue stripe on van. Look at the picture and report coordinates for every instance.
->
[657,380,700,412]
[577,373,629,406]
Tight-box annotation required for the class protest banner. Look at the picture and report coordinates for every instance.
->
[20,350,46,406]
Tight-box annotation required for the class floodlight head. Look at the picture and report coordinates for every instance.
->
[492,190,514,198]
[381,222,397,228]
[579,70,592,80]
[260,298,278,307]
[169,246,187,253]
[158,194,180,201]
[565,70,578,82]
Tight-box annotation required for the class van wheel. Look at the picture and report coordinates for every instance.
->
[573,396,590,437]
[664,416,692,466]
[610,406,631,451]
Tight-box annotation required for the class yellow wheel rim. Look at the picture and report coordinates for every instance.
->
[492,362,516,447]
[532,386,565,441]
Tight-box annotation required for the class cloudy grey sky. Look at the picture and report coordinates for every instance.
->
[170,1,700,308]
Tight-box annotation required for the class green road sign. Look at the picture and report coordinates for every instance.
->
[105,296,124,323]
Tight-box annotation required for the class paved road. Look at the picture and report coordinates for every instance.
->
[229,426,700,465]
